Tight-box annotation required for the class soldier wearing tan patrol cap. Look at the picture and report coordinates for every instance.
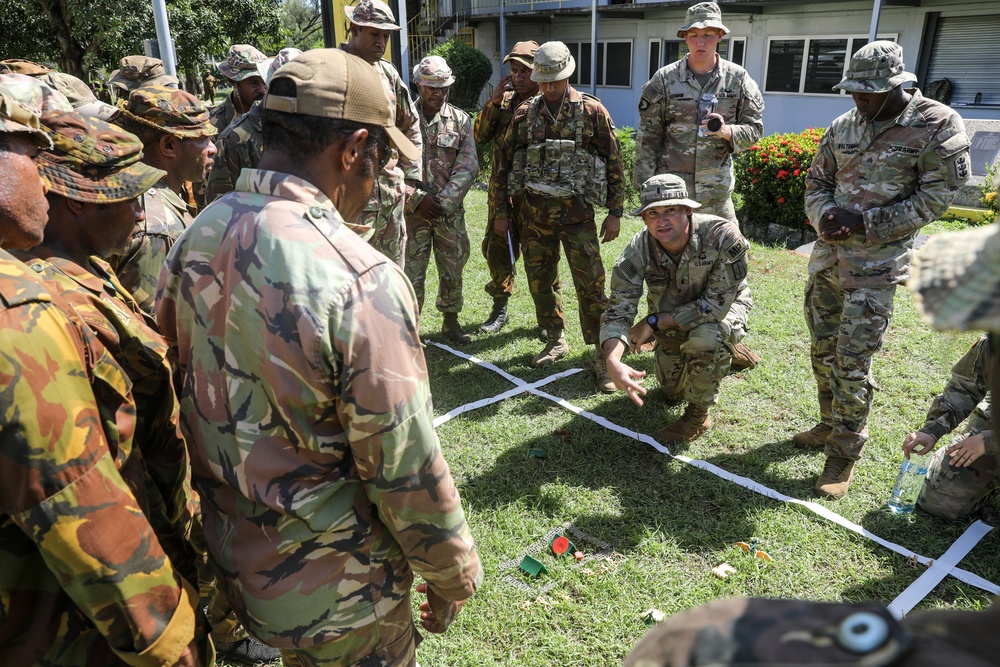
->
[158,47,480,666]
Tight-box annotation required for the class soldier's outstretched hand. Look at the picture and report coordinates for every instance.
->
[902,431,937,458]
[416,582,467,634]
[600,214,621,243]
[946,433,986,468]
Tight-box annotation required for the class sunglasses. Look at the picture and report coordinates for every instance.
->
[341,127,391,171]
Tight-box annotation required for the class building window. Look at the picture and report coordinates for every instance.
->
[647,37,746,80]
[566,40,633,88]
[764,35,893,95]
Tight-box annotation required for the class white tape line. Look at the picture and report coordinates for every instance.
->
[887,520,995,618]
[427,343,1000,600]
[433,368,583,428]
[426,340,527,387]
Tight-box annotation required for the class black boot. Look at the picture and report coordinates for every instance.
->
[442,312,472,344]
[480,297,509,334]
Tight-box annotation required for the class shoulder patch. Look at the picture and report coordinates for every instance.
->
[730,256,748,281]
[726,237,750,260]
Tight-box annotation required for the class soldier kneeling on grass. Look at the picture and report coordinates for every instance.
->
[599,174,753,445]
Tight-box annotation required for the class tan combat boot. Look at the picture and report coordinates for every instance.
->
[593,344,615,393]
[531,329,568,367]
[792,423,833,448]
[730,342,761,371]
[655,403,712,444]
[815,456,855,499]
[442,313,472,344]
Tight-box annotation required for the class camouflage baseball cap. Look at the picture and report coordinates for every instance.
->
[37,110,165,204]
[0,79,54,148]
[38,72,119,120]
[630,173,701,216]
[264,48,418,162]
[531,41,575,83]
[219,45,269,83]
[266,47,303,84]
[108,56,180,92]
[677,2,730,38]
[834,41,917,94]
[0,73,73,117]
[909,222,1000,332]
[503,41,539,68]
[120,85,217,139]
[0,59,53,76]
[413,56,455,88]
[344,0,400,31]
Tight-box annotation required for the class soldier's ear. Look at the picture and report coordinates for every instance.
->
[157,132,179,159]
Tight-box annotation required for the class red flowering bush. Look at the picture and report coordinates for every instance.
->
[735,127,826,228]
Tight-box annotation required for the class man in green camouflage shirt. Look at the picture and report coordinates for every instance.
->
[112,85,217,315]
[157,49,480,665]
[405,56,479,343]
[474,40,538,334]
[0,79,203,667]
[209,44,268,134]
[800,41,971,499]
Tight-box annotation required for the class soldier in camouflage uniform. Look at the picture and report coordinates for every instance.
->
[475,40,538,334]
[157,49,480,665]
[202,68,216,102]
[107,55,179,101]
[799,41,971,499]
[404,56,479,343]
[601,174,751,444]
[495,41,623,390]
[635,2,763,225]
[210,45,268,134]
[341,0,423,267]
[111,85,217,315]
[0,80,204,667]
[0,62,119,119]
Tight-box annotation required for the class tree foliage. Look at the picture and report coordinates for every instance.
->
[428,38,492,111]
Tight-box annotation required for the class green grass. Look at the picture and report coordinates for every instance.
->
[223,190,995,666]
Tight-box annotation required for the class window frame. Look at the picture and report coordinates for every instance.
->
[647,36,747,78]
[763,33,898,96]
[565,39,634,89]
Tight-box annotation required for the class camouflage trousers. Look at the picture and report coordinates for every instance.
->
[919,413,999,521]
[404,210,470,313]
[481,207,522,298]
[675,172,737,226]
[653,302,748,407]
[279,596,420,667]
[359,196,407,269]
[518,193,607,345]
[805,266,897,459]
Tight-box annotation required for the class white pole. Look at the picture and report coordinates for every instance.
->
[868,0,883,42]
[399,0,410,88]
[500,0,507,69]
[151,0,177,76]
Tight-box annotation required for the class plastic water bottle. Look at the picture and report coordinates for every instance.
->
[886,455,928,514]
[697,93,718,137]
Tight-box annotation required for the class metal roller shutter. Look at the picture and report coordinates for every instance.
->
[924,14,1000,106]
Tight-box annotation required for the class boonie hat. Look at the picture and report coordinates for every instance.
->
[344,0,400,31]
[218,45,269,83]
[630,173,701,216]
[0,59,53,76]
[0,73,73,117]
[833,41,917,94]
[504,41,539,68]
[413,56,455,88]
[266,48,303,84]
[38,72,119,120]
[264,48,418,162]
[909,221,1000,332]
[109,56,180,92]
[531,41,575,83]
[37,110,165,204]
[677,2,729,38]
[0,79,55,148]
[120,85,217,139]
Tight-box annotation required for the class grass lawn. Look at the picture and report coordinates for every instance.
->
[225,189,997,666]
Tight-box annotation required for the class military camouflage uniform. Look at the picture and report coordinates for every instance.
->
[0,251,202,667]
[475,88,532,298]
[601,213,751,407]
[157,169,481,658]
[496,89,624,344]
[205,100,262,203]
[404,99,478,312]
[210,44,268,133]
[911,335,997,520]
[804,89,970,459]
[107,55,179,101]
[635,57,763,223]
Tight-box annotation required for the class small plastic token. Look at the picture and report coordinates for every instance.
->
[551,536,570,555]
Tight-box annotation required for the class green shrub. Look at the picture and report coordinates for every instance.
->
[734,127,825,228]
[617,126,639,211]
[979,160,999,224]
[429,38,493,112]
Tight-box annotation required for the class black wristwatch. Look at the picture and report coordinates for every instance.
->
[646,313,659,330]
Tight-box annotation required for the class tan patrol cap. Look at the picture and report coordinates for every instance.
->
[503,41,539,68]
[264,48,418,162]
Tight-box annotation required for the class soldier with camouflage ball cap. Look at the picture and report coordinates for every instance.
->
[799,41,971,499]
[210,44,269,134]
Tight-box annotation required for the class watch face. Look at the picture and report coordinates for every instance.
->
[647,314,658,327]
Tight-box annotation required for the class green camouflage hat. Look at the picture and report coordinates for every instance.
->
[531,41,575,83]
[677,2,730,38]
[121,84,217,139]
[413,56,455,88]
[630,173,702,216]
[834,41,917,94]
[0,77,62,148]
[266,47,303,84]
[218,45,269,82]
[108,56,180,92]
[0,73,73,116]
[36,110,165,204]
[0,59,53,76]
[344,0,400,31]
[503,41,539,68]
[38,71,118,120]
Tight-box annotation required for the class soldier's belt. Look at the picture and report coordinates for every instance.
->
[525,181,577,199]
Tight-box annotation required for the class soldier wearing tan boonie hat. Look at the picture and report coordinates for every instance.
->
[344,0,401,31]
[211,45,269,135]
[629,173,701,216]
[530,41,576,83]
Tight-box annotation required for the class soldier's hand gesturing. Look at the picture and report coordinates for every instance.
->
[416,582,466,634]
[902,431,937,458]
[820,207,863,241]
[600,214,621,243]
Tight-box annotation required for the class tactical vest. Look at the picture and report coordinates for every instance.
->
[510,95,608,206]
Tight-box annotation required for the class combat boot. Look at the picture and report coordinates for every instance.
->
[593,345,615,393]
[480,297,509,334]
[531,329,568,367]
[730,342,761,371]
[792,423,833,448]
[442,313,472,344]
[815,456,855,499]
[655,403,712,444]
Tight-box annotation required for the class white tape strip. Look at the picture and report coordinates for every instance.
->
[425,342,1000,601]
[887,520,995,618]
[433,367,583,428]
